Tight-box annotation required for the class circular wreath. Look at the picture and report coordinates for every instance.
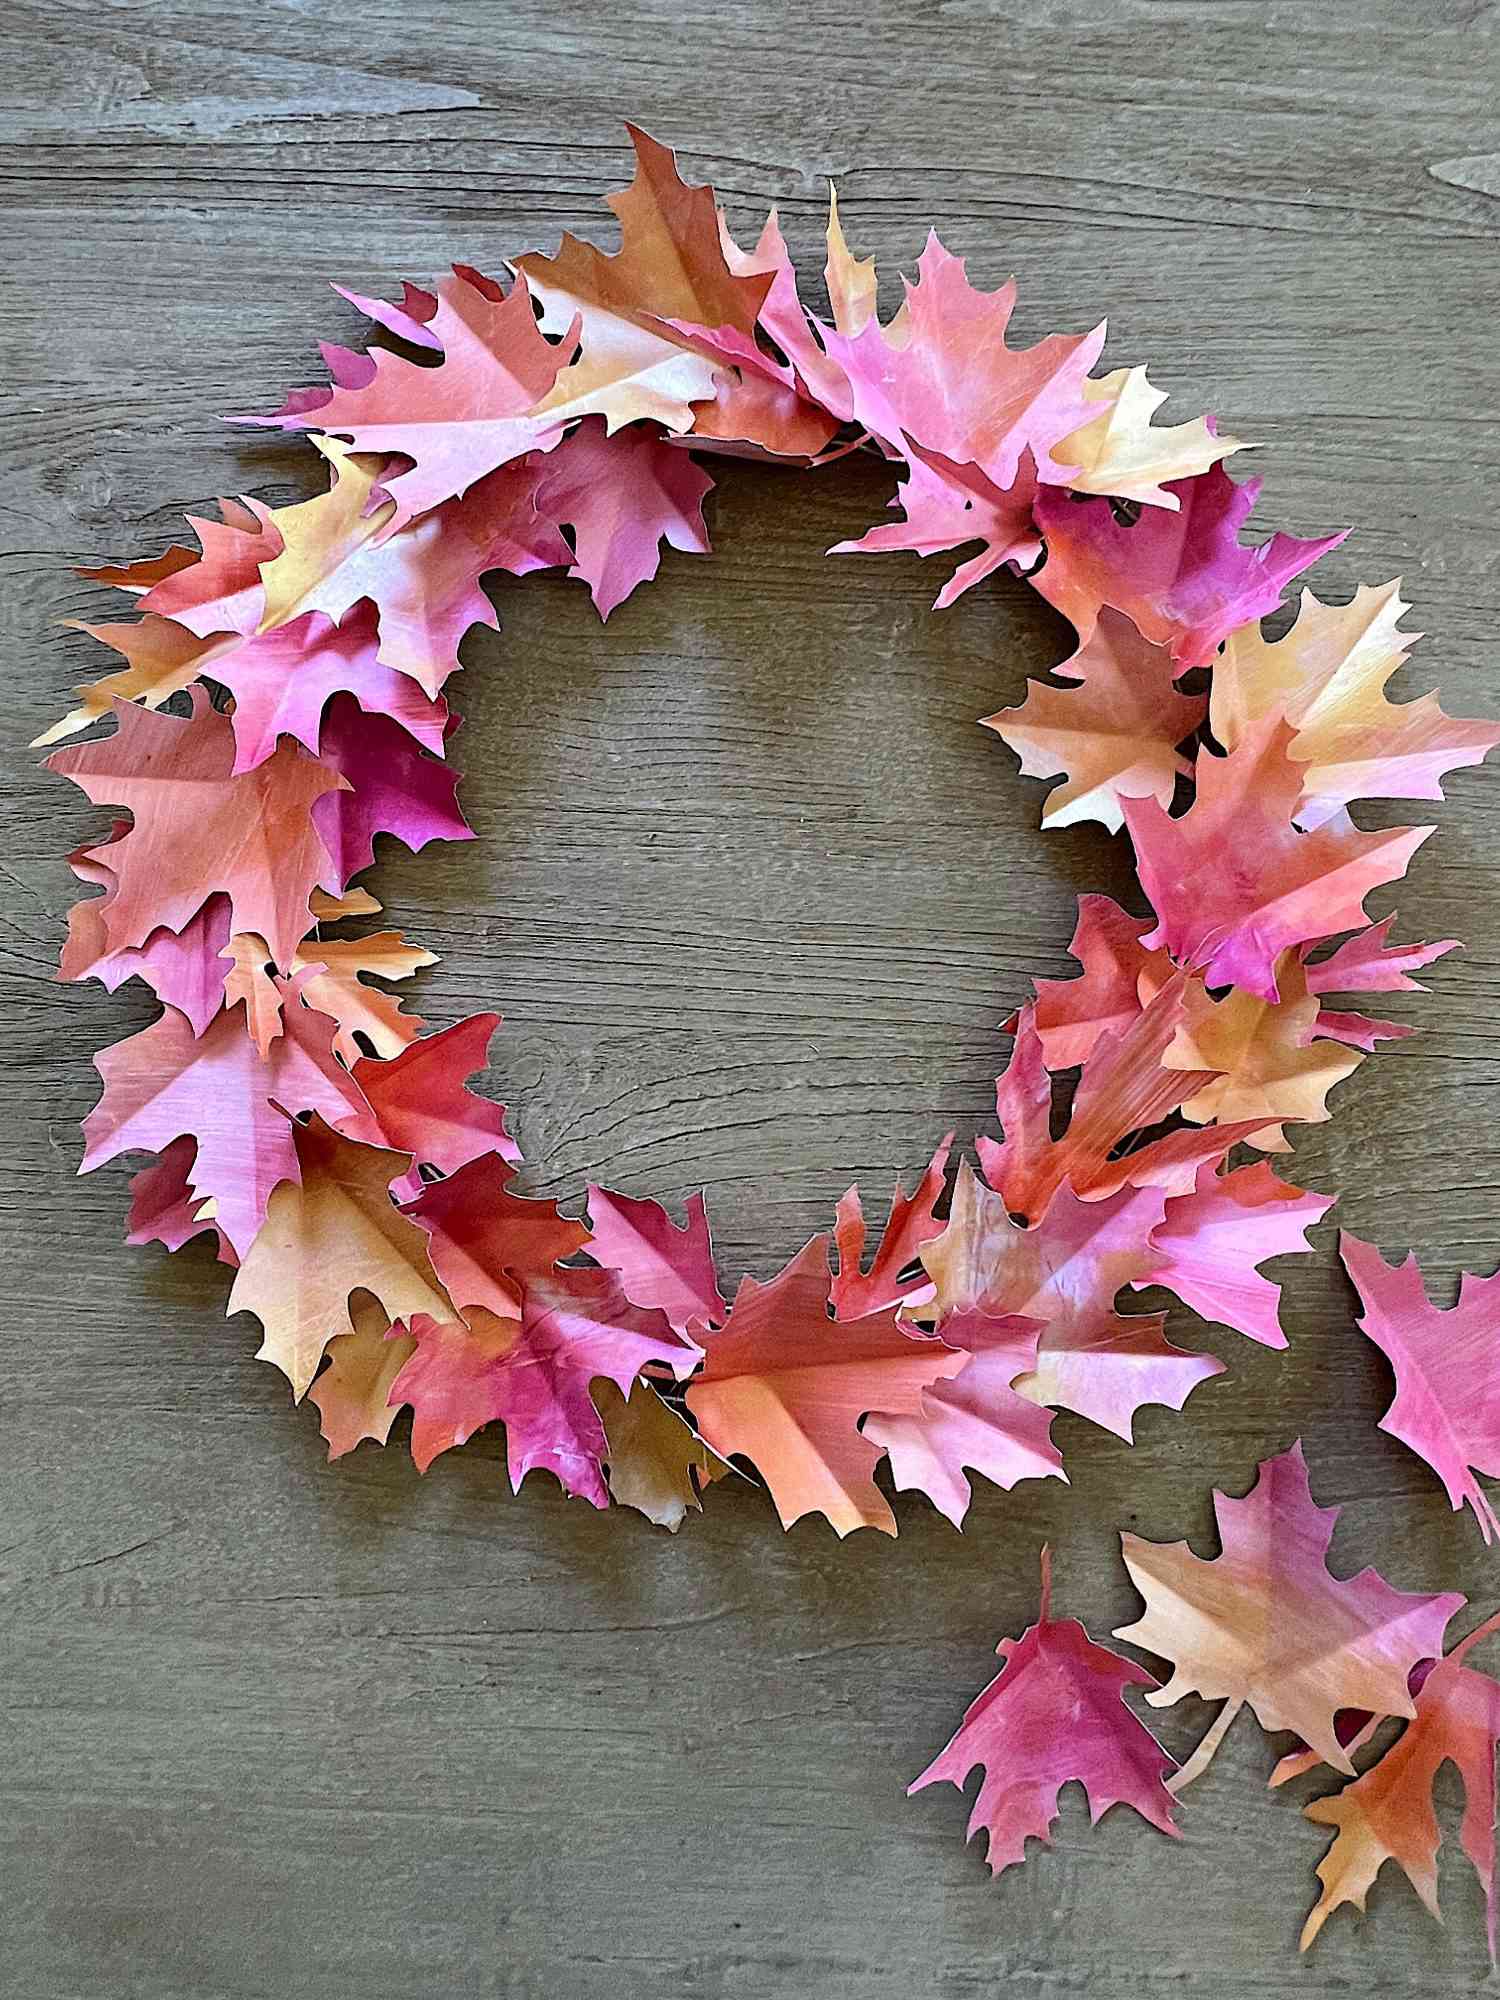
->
[42,126,1500,1952]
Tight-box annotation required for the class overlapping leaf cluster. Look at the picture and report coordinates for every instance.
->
[41,126,1500,1957]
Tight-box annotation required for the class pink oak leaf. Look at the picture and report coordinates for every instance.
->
[46,690,344,969]
[240,267,580,529]
[1341,1231,1500,1543]
[713,206,852,423]
[816,233,1104,488]
[534,417,715,618]
[831,1132,953,1321]
[331,277,440,351]
[1123,716,1433,1004]
[136,497,281,637]
[393,1264,698,1501]
[203,604,450,774]
[865,1307,1061,1526]
[909,1547,1180,1874]
[1140,1162,1334,1349]
[352,1012,520,1203]
[311,696,473,892]
[584,1186,726,1334]
[831,440,1042,610]
[922,1161,1222,1443]
[1026,893,1169,1069]
[80,984,379,1258]
[1032,464,1346,668]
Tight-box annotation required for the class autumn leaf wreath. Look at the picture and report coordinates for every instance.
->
[41,126,1500,1957]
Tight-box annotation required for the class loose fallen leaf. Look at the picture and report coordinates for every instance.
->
[1301,1610,1500,1957]
[984,607,1206,831]
[1340,1231,1500,1543]
[1115,1441,1464,1779]
[685,1235,967,1536]
[1123,715,1432,1004]
[909,1547,1180,1873]
[229,1116,453,1397]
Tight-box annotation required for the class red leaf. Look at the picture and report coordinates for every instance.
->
[830,1133,953,1320]
[404,1153,588,1321]
[352,1013,520,1199]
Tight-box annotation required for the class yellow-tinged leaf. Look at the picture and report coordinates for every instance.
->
[33,615,220,746]
[309,886,382,921]
[308,1294,416,1459]
[293,930,437,1063]
[257,436,393,632]
[596,1376,731,1531]
[1210,579,1500,824]
[1160,955,1363,1150]
[228,1115,452,1398]
[824,185,878,337]
[222,933,285,1060]
[1055,366,1247,508]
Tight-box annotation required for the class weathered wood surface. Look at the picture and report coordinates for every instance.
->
[3,4,1500,1993]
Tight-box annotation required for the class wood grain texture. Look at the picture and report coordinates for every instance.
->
[3,3,1500,1993]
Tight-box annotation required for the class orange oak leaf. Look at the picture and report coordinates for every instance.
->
[1123,714,1433,1004]
[595,1376,731,1531]
[1052,366,1247,508]
[1301,1611,1500,1957]
[909,1548,1180,1873]
[46,689,343,969]
[307,1295,416,1460]
[404,1152,588,1322]
[831,1132,953,1320]
[919,1159,1218,1443]
[80,984,378,1259]
[515,126,772,450]
[865,1306,1061,1526]
[228,1115,452,1398]
[391,1265,699,1501]
[292,928,436,1063]
[1162,951,1365,1150]
[684,1235,967,1537]
[1115,1442,1465,1782]
[984,607,1206,831]
[1211,579,1500,826]
[221,933,284,1059]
